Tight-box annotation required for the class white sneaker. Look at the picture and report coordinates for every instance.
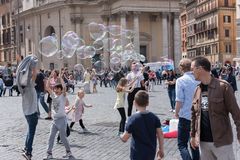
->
[46,152,53,159]
[63,151,74,158]
[169,109,173,112]
[83,128,89,133]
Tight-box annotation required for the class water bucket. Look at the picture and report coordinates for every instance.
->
[169,119,179,132]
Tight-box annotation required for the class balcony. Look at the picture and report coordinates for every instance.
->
[195,7,217,19]
[37,0,65,6]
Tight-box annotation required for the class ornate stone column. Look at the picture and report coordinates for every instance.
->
[101,15,110,68]
[133,12,140,53]
[71,13,84,64]
[120,11,127,47]
[173,12,181,66]
[162,12,169,58]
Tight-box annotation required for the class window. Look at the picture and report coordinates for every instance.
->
[225,29,230,37]
[28,39,31,52]
[224,0,229,6]
[223,16,231,23]
[2,15,6,26]
[225,44,232,53]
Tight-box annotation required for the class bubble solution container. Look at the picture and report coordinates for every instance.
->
[169,119,179,132]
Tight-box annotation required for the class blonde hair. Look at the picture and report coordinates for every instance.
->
[77,89,85,97]
[116,78,128,92]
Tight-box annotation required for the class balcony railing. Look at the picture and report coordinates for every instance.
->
[37,0,65,6]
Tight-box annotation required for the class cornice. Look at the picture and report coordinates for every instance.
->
[111,6,180,14]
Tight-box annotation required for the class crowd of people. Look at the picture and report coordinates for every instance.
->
[1,55,240,160]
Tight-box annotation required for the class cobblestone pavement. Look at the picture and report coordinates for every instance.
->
[0,83,239,160]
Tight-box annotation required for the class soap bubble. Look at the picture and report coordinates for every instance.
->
[57,50,64,60]
[122,29,135,39]
[75,46,86,59]
[84,46,96,58]
[78,38,85,48]
[112,39,123,51]
[74,64,85,73]
[110,61,122,73]
[39,35,58,57]
[93,39,104,50]
[110,57,121,64]
[139,54,146,62]
[124,42,135,50]
[108,25,121,36]
[93,61,106,75]
[88,22,106,40]
[62,31,80,49]
[61,46,75,58]
[103,38,115,51]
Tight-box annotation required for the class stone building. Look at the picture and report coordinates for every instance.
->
[179,1,187,58]
[0,0,17,66]
[13,0,182,70]
[180,0,237,65]
[237,0,240,57]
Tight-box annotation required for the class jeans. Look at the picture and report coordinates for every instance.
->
[0,85,3,96]
[24,112,38,154]
[37,92,49,115]
[168,88,176,109]
[178,118,200,160]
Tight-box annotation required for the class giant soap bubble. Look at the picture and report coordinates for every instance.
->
[93,61,106,75]
[39,35,58,57]
[108,25,121,36]
[88,22,106,40]
[74,64,85,73]
[75,46,86,59]
[93,39,104,50]
[103,38,115,51]
[122,29,135,39]
[62,46,75,58]
[84,46,96,58]
[110,61,121,73]
[62,31,80,49]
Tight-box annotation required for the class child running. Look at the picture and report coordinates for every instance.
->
[69,89,92,133]
[45,75,73,159]
[114,78,136,135]
[120,90,164,160]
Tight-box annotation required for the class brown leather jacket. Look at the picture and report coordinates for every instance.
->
[191,77,240,147]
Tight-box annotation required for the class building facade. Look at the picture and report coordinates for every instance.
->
[14,0,182,70]
[0,0,17,66]
[180,0,237,65]
[180,3,187,58]
[237,0,240,57]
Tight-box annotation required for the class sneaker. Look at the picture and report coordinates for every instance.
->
[117,132,123,136]
[83,128,89,133]
[172,109,176,113]
[63,151,74,158]
[21,147,27,153]
[56,140,63,144]
[22,152,32,160]
[46,152,53,159]
[169,109,173,112]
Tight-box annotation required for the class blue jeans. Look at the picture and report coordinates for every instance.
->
[168,88,176,109]
[178,118,200,160]
[37,92,49,115]
[25,112,38,154]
